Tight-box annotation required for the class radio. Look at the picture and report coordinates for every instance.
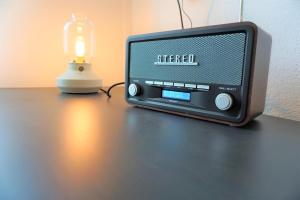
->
[125,22,272,126]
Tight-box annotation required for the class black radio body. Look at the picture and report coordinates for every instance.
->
[125,22,272,126]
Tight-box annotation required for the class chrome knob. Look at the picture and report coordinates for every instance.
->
[128,83,140,97]
[215,93,233,111]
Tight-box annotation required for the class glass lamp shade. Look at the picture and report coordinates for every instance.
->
[57,14,102,94]
[64,14,95,63]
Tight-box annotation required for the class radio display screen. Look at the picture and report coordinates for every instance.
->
[162,90,191,101]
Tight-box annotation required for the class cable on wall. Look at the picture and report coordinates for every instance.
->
[181,0,193,28]
[207,0,216,25]
[207,0,245,25]
[176,0,193,29]
[176,0,184,29]
[102,1,244,98]
[239,0,244,22]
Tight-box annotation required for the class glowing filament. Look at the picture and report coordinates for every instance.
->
[75,36,85,58]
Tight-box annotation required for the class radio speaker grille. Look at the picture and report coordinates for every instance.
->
[129,32,246,86]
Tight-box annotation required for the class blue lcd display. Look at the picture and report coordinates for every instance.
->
[162,90,191,101]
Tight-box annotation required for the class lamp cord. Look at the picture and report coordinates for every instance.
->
[99,82,125,98]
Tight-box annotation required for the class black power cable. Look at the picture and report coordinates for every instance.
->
[99,82,125,98]
[99,88,109,96]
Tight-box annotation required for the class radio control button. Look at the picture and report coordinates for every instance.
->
[128,83,140,97]
[174,83,184,87]
[145,80,154,85]
[185,84,196,89]
[164,82,173,86]
[154,81,163,85]
[197,85,210,90]
[215,93,233,111]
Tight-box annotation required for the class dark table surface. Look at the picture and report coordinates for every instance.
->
[0,88,300,200]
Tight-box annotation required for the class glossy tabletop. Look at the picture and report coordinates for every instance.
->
[0,88,300,200]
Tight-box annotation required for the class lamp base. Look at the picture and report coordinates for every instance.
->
[57,63,102,94]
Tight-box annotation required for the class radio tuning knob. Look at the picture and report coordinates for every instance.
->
[215,93,233,111]
[128,83,140,97]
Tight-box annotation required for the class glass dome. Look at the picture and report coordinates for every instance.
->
[64,14,95,63]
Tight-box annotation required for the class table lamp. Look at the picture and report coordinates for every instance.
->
[57,14,102,94]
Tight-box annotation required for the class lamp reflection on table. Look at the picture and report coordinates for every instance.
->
[59,98,103,186]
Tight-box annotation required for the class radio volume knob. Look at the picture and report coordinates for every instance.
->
[128,83,140,97]
[215,93,233,111]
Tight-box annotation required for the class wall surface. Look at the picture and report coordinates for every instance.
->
[130,0,300,122]
[0,0,130,87]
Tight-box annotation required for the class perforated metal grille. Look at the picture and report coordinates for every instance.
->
[129,32,246,85]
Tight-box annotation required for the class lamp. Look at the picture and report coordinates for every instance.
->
[57,14,102,94]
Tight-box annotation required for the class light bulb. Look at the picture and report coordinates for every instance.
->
[64,13,95,64]
[57,14,102,94]
[75,36,85,58]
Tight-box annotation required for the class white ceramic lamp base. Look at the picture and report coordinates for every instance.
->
[57,63,102,94]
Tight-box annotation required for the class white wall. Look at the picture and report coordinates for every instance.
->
[0,0,130,87]
[130,0,300,122]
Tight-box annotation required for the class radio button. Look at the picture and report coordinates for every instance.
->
[215,93,233,111]
[185,84,197,89]
[154,81,163,85]
[197,85,210,90]
[174,83,184,87]
[145,80,154,85]
[164,82,173,86]
[128,83,140,97]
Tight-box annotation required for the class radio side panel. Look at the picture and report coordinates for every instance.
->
[247,26,272,121]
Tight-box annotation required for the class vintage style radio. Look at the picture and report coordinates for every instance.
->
[125,22,272,126]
